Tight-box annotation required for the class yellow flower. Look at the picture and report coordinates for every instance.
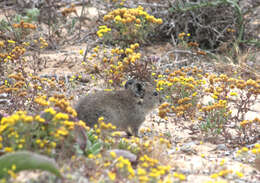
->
[8,170,17,179]
[141,162,149,168]
[88,154,94,159]
[4,147,13,152]
[11,164,16,171]
[97,33,103,38]
[36,139,41,144]
[24,116,33,123]
[210,173,218,179]
[220,159,225,166]
[53,113,69,121]
[130,44,135,50]
[110,151,117,158]
[108,171,116,180]
[157,18,163,24]
[229,91,238,96]
[111,131,121,137]
[240,120,249,126]
[125,48,133,54]
[192,92,197,97]
[0,41,4,47]
[57,127,69,136]
[137,167,147,175]
[18,144,23,149]
[254,143,260,148]
[99,25,108,29]
[35,115,45,123]
[251,148,258,154]
[50,142,56,148]
[139,175,149,182]
[212,94,218,99]
[79,49,84,55]
[98,116,104,122]
[235,171,244,178]
[241,147,248,152]
[95,128,101,134]
[93,47,99,53]
[178,173,186,180]
[114,15,121,22]
[136,18,141,24]
[7,40,16,44]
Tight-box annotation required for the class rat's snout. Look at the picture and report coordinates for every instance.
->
[137,98,144,105]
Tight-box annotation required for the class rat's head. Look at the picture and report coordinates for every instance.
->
[125,79,160,111]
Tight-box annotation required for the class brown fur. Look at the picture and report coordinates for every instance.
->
[75,80,159,136]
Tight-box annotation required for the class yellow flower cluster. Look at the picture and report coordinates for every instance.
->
[99,121,117,130]
[0,42,26,62]
[207,74,260,95]
[140,154,158,167]
[251,143,260,154]
[158,68,204,91]
[158,102,170,119]
[235,143,260,176]
[49,97,77,117]
[103,148,181,182]
[135,155,179,182]
[173,172,186,181]
[61,4,77,16]
[12,20,36,30]
[210,169,233,179]
[103,6,163,25]
[34,95,49,106]
[200,100,228,112]
[7,164,17,179]
[156,68,204,119]
[116,156,135,179]
[177,97,192,104]
[0,111,33,152]
[240,117,260,127]
[97,6,163,45]
[96,116,117,132]
[0,37,47,65]
[88,43,141,85]
[39,37,48,49]
[0,102,87,154]
[97,25,111,38]
[178,32,190,39]
[110,0,126,6]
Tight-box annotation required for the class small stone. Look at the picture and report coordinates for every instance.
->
[107,149,137,162]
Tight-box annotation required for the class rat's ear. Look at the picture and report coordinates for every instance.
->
[125,79,135,89]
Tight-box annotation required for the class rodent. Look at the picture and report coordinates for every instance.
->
[75,80,159,136]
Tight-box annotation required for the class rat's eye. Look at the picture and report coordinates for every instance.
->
[153,91,158,96]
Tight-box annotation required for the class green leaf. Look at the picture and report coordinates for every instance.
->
[25,8,40,22]
[0,151,62,179]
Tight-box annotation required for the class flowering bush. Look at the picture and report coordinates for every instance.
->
[98,6,163,46]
